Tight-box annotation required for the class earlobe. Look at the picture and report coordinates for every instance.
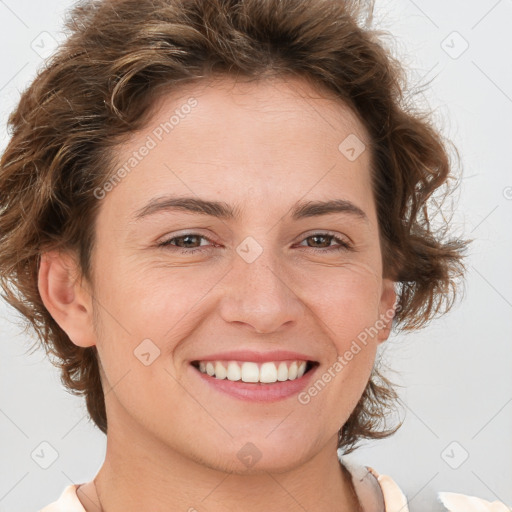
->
[377,279,397,343]
[38,250,96,348]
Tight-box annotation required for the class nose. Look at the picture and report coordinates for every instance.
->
[218,249,305,335]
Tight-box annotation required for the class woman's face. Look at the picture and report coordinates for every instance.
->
[87,76,396,472]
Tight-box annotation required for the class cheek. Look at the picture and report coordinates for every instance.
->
[93,248,217,331]
[293,261,382,409]
[296,261,383,345]
[91,258,231,397]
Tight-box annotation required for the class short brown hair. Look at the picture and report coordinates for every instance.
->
[0,0,469,454]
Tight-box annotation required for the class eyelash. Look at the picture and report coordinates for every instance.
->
[157,232,353,255]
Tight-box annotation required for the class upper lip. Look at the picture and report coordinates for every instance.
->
[191,350,317,363]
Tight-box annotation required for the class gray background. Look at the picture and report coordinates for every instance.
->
[0,0,511,511]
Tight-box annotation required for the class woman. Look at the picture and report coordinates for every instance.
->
[0,0,507,510]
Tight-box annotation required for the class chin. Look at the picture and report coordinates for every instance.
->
[186,434,319,475]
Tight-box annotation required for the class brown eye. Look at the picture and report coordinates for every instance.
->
[307,234,333,248]
[166,234,202,248]
[298,233,352,252]
[158,233,214,255]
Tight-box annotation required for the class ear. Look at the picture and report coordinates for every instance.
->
[376,278,397,344]
[38,250,97,348]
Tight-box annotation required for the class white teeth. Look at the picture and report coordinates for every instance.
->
[288,361,298,380]
[226,361,241,381]
[196,359,312,383]
[277,361,288,381]
[215,362,227,379]
[260,362,277,383]
[241,362,259,383]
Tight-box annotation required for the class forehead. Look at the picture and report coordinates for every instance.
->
[102,74,374,225]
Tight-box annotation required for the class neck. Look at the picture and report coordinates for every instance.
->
[79,427,361,512]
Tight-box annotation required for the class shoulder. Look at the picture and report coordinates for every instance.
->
[340,456,409,512]
[38,484,86,512]
[340,456,512,512]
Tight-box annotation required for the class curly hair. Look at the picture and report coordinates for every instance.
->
[0,0,470,454]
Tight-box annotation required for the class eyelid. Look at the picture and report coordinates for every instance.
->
[157,228,216,243]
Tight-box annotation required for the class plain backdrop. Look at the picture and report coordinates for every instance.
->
[0,1,511,511]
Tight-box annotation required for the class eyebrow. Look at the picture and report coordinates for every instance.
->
[131,195,369,223]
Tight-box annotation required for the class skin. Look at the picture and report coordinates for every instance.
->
[38,75,397,511]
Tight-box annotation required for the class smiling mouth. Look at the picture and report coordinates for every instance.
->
[191,360,318,383]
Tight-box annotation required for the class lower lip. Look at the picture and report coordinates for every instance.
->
[191,364,318,402]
